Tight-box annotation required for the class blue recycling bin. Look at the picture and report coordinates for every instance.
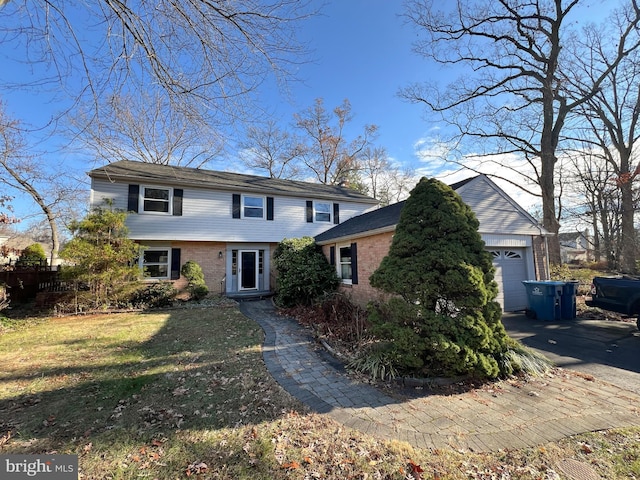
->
[522,281,564,321]
[560,281,579,320]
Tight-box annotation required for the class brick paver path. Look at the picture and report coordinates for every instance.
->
[239,300,640,452]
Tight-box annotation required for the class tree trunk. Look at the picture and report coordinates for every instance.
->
[618,152,637,273]
[540,144,561,265]
[591,198,601,262]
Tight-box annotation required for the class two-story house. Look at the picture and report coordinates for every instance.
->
[88,160,379,297]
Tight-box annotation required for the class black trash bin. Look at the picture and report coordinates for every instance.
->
[522,281,564,321]
[560,281,580,320]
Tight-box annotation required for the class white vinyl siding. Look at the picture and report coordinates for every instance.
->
[456,177,543,236]
[90,179,374,242]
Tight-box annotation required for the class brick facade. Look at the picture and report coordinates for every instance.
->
[323,231,394,307]
[172,241,227,295]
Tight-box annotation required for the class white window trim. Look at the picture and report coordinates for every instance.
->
[140,185,173,215]
[314,201,332,223]
[241,194,266,220]
[337,244,352,285]
[141,247,171,280]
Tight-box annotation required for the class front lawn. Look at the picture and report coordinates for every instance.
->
[0,306,638,479]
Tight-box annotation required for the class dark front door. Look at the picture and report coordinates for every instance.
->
[240,251,257,290]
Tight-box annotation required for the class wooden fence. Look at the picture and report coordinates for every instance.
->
[0,267,62,304]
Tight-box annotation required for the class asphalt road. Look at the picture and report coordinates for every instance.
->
[502,313,640,394]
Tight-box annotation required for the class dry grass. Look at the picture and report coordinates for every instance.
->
[0,306,639,479]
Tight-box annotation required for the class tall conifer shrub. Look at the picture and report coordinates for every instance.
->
[369,178,510,379]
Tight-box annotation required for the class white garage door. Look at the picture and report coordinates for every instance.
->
[489,249,528,312]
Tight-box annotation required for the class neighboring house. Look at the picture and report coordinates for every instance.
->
[88,160,379,297]
[559,230,592,264]
[315,175,550,312]
[0,233,50,267]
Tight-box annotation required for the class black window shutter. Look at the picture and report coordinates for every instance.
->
[128,184,139,212]
[350,242,358,285]
[267,197,274,221]
[173,189,183,216]
[329,246,335,266]
[306,200,313,223]
[333,203,340,224]
[170,248,181,280]
[232,194,241,218]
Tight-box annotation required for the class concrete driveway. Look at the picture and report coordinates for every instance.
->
[502,313,640,394]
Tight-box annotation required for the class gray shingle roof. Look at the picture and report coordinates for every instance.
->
[315,200,406,243]
[315,176,475,244]
[316,174,548,244]
[88,160,378,204]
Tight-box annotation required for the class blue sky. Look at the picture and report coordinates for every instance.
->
[1,0,617,228]
[262,0,431,163]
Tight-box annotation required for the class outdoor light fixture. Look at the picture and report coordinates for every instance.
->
[218,251,223,259]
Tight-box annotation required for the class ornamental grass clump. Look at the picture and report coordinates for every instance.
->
[368,178,512,380]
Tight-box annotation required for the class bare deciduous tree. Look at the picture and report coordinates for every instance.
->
[564,14,640,273]
[71,92,224,168]
[360,146,415,205]
[0,1,315,128]
[566,148,622,267]
[237,120,303,179]
[0,103,84,265]
[294,98,378,185]
[401,0,640,264]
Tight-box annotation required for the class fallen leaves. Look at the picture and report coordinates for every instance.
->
[185,461,208,476]
[126,439,167,471]
[407,458,425,479]
[580,442,594,454]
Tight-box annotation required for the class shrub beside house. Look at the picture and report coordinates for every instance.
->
[316,175,550,312]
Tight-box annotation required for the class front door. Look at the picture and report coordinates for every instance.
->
[239,250,258,290]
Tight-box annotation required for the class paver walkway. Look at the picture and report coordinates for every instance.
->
[239,300,640,453]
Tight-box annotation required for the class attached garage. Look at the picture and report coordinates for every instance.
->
[315,175,550,311]
[488,248,529,311]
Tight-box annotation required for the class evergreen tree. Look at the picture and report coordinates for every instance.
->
[17,243,47,267]
[60,201,140,308]
[369,178,509,379]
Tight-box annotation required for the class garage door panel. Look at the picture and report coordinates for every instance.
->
[489,248,528,312]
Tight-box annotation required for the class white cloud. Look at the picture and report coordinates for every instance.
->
[412,136,541,213]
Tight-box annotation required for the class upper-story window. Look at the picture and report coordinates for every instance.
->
[232,194,273,220]
[243,195,265,219]
[306,200,339,224]
[128,184,183,216]
[314,202,332,223]
[143,186,171,214]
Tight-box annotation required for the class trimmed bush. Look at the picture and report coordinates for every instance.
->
[273,237,340,307]
[180,260,209,300]
[130,282,177,309]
